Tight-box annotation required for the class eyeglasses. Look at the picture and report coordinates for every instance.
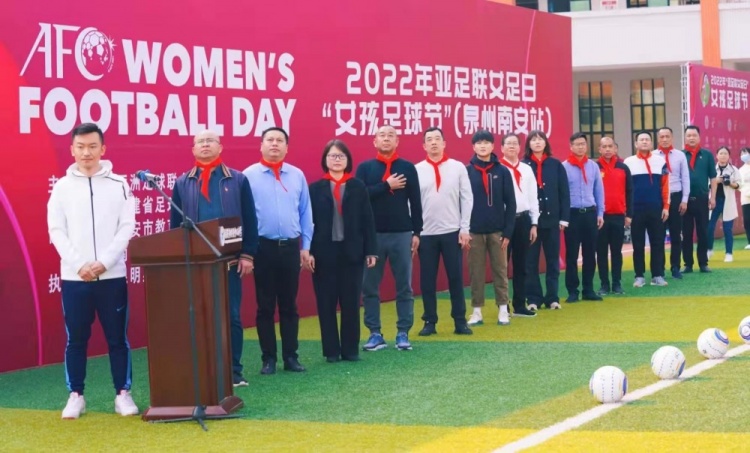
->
[327,154,347,161]
[195,138,219,146]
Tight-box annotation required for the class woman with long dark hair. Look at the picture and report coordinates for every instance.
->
[522,130,570,310]
[707,146,740,262]
[308,140,377,362]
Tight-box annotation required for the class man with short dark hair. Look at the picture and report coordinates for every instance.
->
[466,130,516,326]
[624,131,670,288]
[172,129,259,385]
[48,122,138,419]
[244,127,312,374]
[681,125,717,273]
[654,127,690,279]
[415,127,474,336]
[596,137,633,295]
[562,132,604,303]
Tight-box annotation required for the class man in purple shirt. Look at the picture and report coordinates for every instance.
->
[654,126,690,279]
[562,132,605,303]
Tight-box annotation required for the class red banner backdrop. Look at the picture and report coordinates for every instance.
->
[687,63,750,235]
[0,0,571,372]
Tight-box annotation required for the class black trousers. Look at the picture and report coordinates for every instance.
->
[508,212,531,309]
[744,204,750,244]
[312,243,363,359]
[254,237,301,362]
[419,231,467,326]
[666,191,684,271]
[596,214,625,289]
[525,226,561,306]
[682,194,709,268]
[565,209,598,296]
[632,209,666,278]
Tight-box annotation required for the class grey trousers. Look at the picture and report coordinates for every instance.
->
[362,231,415,334]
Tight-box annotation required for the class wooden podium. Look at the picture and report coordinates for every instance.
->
[129,217,244,421]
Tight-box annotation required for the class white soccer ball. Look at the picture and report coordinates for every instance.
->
[650,346,686,379]
[697,328,729,359]
[739,316,750,344]
[589,366,627,404]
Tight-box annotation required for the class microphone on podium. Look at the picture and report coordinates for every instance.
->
[135,170,160,183]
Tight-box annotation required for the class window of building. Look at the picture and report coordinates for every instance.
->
[630,79,666,151]
[548,0,591,12]
[516,0,540,9]
[627,0,669,7]
[578,81,614,157]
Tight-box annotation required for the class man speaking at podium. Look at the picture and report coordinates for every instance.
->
[171,130,259,388]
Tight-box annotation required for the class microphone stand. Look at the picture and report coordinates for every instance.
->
[140,174,240,431]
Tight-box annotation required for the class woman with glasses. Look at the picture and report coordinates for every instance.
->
[308,140,378,362]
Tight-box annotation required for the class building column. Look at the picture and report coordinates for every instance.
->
[700,0,721,68]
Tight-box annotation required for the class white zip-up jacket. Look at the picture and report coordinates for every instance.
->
[47,160,135,281]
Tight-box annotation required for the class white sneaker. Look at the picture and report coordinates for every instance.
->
[527,303,538,311]
[62,392,86,419]
[468,311,483,326]
[498,310,510,326]
[550,302,562,310]
[707,249,714,259]
[115,390,139,416]
[724,254,733,262]
[744,245,750,250]
[633,277,646,288]
[650,276,668,286]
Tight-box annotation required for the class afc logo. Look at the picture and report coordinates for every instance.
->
[20,23,116,81]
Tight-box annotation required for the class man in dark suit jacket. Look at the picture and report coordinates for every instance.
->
[308,140,377,362]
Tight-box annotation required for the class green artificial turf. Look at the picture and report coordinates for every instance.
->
[0,339,685,427]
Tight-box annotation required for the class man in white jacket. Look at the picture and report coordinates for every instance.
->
[47,123,138,420]
[416,127,474,336]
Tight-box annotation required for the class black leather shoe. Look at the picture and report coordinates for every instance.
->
[341,355,361,362]
[260,360,276,375]
[326,356,341,363]
[582,292,603,301]
[699,266,712,273]
[418,322,437,336]
[566,294,579,303]
[283,358,306,372]
[453,324,473,335]
[671,268,683,279]
[682,266,694,274]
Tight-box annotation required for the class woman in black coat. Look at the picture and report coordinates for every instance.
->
[522,130,570,311]
[308,140,377,362]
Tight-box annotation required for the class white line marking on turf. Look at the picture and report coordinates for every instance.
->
[494,344,750,453]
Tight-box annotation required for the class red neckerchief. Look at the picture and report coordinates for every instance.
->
[657,146,673,173]
[426,154,449,191]
[323,172,353,214]
[260,158,288,192]
[376,152,399,181]
[684,144,700,170]
[500,158,522,191]
[566,154,589,184]
[472,162,495,197]
[637,151,654,184]
[598,156,617,178]
[195,158,222,201]
[530,153,547,188]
